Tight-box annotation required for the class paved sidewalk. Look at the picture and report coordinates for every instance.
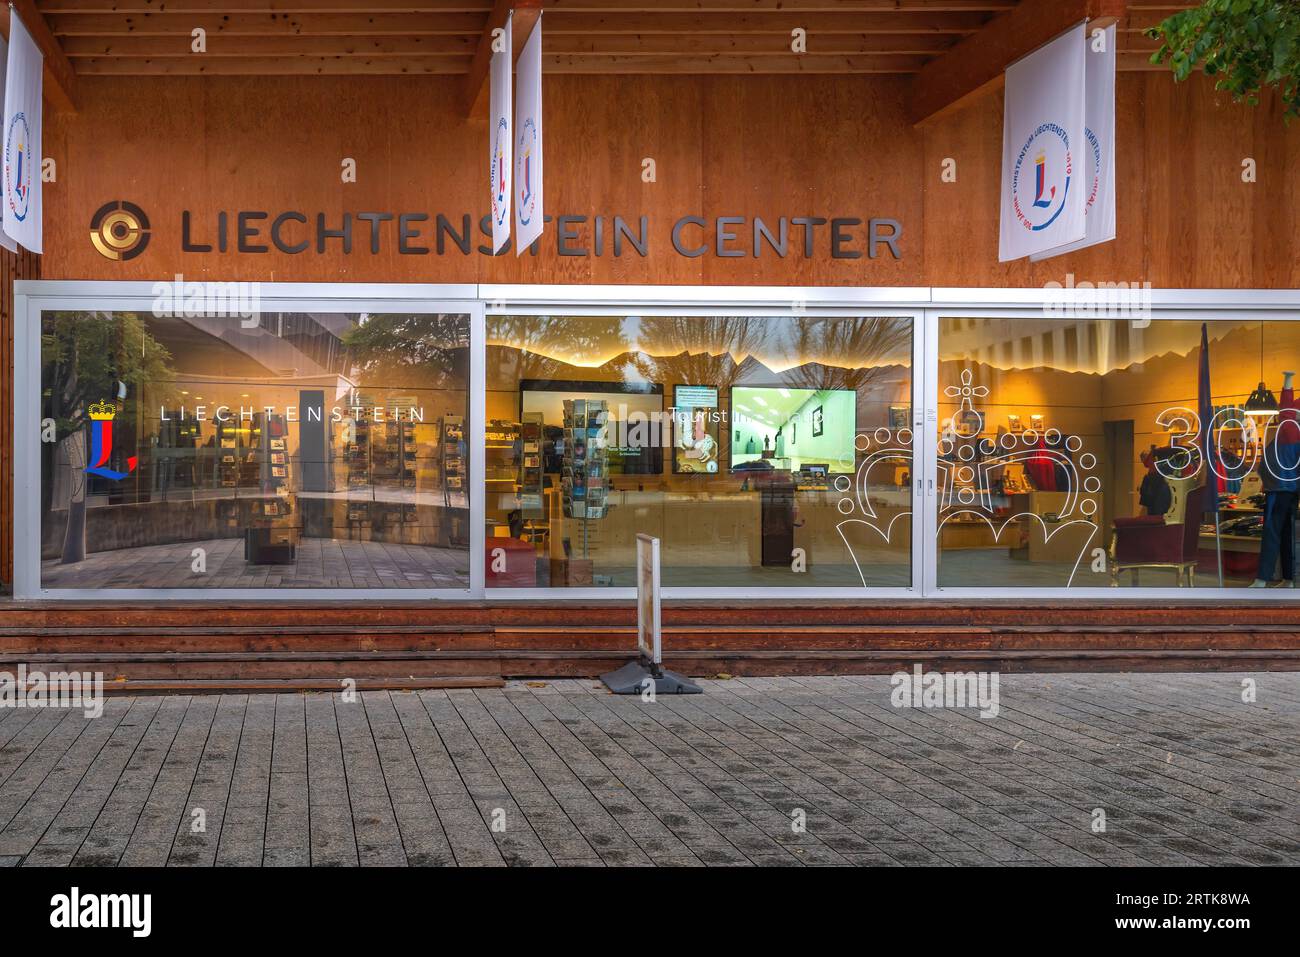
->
[0,674,1296,866]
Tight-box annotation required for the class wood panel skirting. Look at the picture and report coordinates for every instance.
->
[1,600,1297,690]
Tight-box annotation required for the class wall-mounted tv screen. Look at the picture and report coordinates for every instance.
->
[730,386,856,474]
[672,384,721,474]
[520,379,664,475]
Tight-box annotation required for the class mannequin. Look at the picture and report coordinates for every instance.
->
[1252,370,1300,587]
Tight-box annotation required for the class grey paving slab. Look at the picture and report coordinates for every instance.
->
[0,674,1296,866]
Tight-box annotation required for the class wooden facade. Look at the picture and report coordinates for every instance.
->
[33,71,1300,289]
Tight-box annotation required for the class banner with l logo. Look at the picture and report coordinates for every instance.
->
[999,21,1086,263]
[1030,22,1117,261]
[2,7,42,254]
[488,12,512,254]
[514,13,544,255]
[0,34,15,254]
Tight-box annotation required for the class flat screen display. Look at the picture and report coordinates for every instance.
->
[672,384,721,474]
[520,379,664,475]
[730,386,856,474]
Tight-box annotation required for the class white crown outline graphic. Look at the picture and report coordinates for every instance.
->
[836,368,1101,587]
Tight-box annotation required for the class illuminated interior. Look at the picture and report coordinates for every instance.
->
[937,316,1298,588]
[34,307,1299,593]
[485,314,913,588]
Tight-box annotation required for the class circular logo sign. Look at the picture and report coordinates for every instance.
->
[490,116,509,228]
[516,117,538,228]
[89,201,151,261]
[5,112,33,223]
[1010,122,1072,232]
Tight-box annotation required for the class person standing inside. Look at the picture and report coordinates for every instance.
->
[1252,371,1300,587]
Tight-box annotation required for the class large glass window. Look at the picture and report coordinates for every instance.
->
[485,314,914,588]
[39,310,470,590]
[937,316,1298,589]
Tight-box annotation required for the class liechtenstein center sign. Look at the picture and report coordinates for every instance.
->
[165,210,904,260]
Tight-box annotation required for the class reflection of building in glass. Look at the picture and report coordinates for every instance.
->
[40,311,472,590]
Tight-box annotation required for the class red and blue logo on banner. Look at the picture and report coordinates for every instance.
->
[85,400,137,481]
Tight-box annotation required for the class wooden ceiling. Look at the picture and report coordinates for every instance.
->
[35,0,1191,77]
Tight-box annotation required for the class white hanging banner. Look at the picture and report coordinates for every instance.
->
[999,21,1086,263]
[488,12,512,254]
[2,8,42,254]
[0,34,16,254]
[514,14,543,255]
[1031,22,1117,261]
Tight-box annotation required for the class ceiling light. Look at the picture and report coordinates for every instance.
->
[1246,382,1279,417]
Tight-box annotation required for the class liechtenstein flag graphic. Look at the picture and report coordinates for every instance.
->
[1033,150,1054,209]
[85,400,137,481]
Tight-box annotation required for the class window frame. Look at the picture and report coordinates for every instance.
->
[921,302,1300,600]
[13,283,484,600]
[12,280,1300,601]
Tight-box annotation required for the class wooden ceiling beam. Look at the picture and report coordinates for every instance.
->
[73,55,473,75]
[908,0,1129,125]
[59,35,480,56]
[46,12,488,36]
[542,33,959,55]
[39,1,491,10]
[0,0,78,111]
[59,32,958,57]
[47,11,994,37]
[537,0,1013,8]
[71,53,932,76]
[461,0,542,117]
[35,1,1014,11]
[543,53,931,73]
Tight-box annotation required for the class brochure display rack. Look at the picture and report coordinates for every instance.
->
[556,400,609,585]
[562,399,609,522]
[441,415,468,546]
[245,412,298,564]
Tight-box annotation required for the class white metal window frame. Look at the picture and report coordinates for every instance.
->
[12,283,485,600]
[922,301,1300,600]
[480,297,926,600]
[10,280,1300,602]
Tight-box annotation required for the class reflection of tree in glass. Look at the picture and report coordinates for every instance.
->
[627,316,763,390]
[487,315,631,384]
[342,313,470,389]
[783,317,912,392]
[41,311,175,564]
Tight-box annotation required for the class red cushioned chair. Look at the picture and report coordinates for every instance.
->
[485,536,538,587]
[1110,484,1204,587]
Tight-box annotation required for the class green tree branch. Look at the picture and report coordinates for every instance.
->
[1147,0,1300,121]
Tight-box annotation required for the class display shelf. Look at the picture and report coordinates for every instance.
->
[561,399,609,524]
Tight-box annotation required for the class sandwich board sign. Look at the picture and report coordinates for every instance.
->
[600,534,701,695]
[636,533,661,664]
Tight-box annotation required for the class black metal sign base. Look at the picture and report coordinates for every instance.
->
[600,659,702,695]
